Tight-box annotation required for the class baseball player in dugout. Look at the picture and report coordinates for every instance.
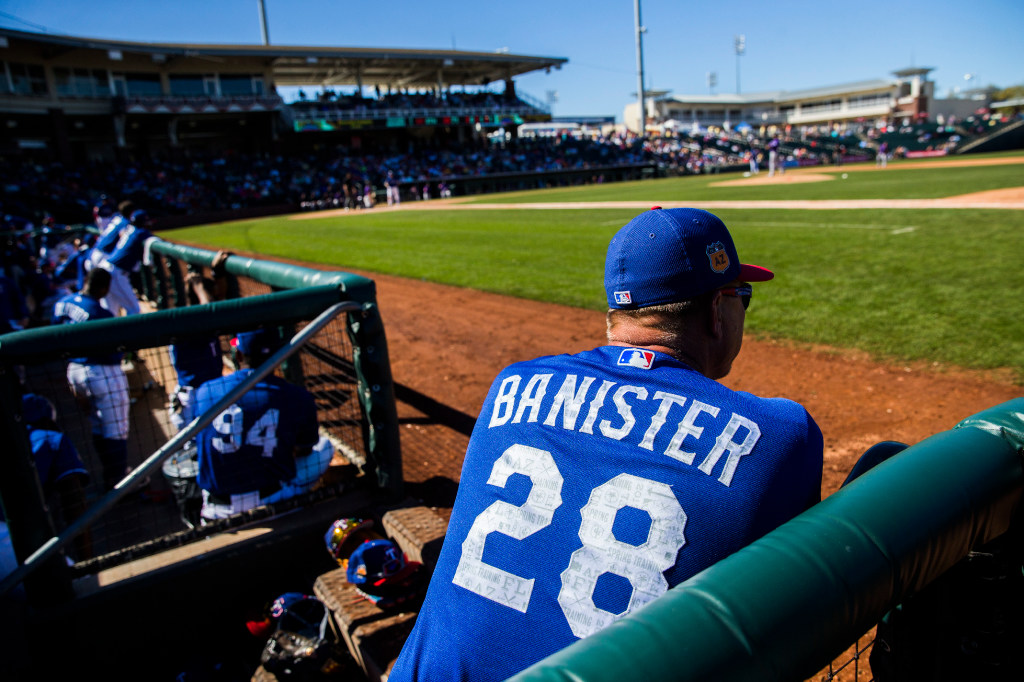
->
[185,328,334,522]
[51,267,131,491]
[390,207,824,682]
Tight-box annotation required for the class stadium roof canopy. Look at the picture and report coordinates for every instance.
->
[0,27,568,88]
[658,79,897,106]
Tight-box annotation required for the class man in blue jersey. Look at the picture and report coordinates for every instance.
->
[52,267,131,491]
[97,208,156,317]
[186,328,334,521]
[20,394,92,557]
[167,251,231,432]
[1,394,92,601]
[86,200,129,272]
[390,207,824,682]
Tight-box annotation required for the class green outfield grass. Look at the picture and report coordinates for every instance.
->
[462,155,1024,203]
[162,154,1024,381]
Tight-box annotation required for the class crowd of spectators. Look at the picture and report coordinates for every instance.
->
[0,132,659,224]
[0,109,1017,229]
[290,87,524,116]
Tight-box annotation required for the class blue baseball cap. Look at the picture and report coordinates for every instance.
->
[230,329,281,358]
[605,207,773,309]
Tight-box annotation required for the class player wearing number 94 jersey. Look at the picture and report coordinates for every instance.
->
[188,328,323,519]
[391,208,824,682]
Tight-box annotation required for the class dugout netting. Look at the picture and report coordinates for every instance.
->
[0,243,401,601]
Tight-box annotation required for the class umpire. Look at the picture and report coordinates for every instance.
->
[390,207,824,682]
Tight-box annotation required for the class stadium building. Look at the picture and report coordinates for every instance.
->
[625,67,998,134]
[0,27,565,163]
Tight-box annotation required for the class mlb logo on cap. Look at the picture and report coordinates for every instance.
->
[613,291,632,306]
[617,348,655,369]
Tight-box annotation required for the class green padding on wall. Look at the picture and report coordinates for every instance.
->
[510,398,1024,682]
[957,400,1024,452]
[149,240,377,302]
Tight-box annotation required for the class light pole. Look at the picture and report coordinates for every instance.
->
[734,34,745,94]
[963,72,976,98]
[257,0,270,45]
[635,0,647,136]
[546,90,558,116]
[707,71,717,95]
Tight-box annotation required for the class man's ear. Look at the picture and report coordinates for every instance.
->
[708,290,725,339]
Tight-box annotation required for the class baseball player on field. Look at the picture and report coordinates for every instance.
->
[390,207,824,682]
[384,170,400,206]
[184,328,334,521]
[51,267,131,491]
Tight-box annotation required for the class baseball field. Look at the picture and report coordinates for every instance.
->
[162,151,1023,504]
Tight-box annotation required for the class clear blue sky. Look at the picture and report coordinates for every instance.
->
[1,0,1021,121]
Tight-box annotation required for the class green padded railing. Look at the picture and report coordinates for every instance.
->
[509,398,1024,682]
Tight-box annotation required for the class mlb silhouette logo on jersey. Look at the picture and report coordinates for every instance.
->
[613,291,632,306]
[617,348,655,369]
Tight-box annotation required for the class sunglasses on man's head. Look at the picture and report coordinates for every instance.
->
[718,284,753,310]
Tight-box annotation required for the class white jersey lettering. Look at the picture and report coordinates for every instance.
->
[489,375,521,428]
[598,385,647,441]
[486,371,763,486]
[543,374,595,430]
[512,373,553,424]
[665,400,720,465]
[698,413,761,486]
[579,380,615,435]
[639,391,688,451]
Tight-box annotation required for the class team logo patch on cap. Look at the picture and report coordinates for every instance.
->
[617,348,655,369]
[613,291,632,306]
[706,241,730,273]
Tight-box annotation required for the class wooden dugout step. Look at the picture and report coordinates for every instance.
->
[308,505,449,682]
